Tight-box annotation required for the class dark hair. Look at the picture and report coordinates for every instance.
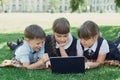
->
[78,20,100,39]
[24,24,46,39]
[51,17,70,56]
[52,17,70,34]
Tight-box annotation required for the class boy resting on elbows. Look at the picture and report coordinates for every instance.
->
[1,24,49,69]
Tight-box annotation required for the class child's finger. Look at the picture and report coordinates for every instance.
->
[11,60,19,64]
[0,64,6,67]
[2,60,11,64]
[45,61,51,68]
[1,60,12,66]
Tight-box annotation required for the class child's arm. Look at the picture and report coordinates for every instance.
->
[59,46,68,57]
[85,54,106,69]
[59,39,70,57]
[1,59,23,68]
[22,60,45,69]
[22,53,49,69]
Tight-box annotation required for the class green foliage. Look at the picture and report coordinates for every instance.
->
[70,0,84,12]
[70,0,120,12]
[115,0,120,8]
[49,0,60,13]
[0,26,120,80]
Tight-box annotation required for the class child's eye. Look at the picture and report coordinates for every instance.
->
[36,43,40,45]
[57,36,61,37]
[64,35,68,37]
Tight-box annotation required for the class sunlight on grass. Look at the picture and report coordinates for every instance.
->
[116,78,120,80]
[0,42,6,49]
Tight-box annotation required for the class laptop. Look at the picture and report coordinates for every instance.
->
[50,56,85,74]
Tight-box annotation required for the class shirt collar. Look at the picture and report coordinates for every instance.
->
[84,39,98,52]
[56,33,73,49]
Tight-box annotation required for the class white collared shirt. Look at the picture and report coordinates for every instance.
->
[77,39,110,56]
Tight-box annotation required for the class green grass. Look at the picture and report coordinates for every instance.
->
[0,26,120,80]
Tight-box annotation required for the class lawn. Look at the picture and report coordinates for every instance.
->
[0,26,120,80]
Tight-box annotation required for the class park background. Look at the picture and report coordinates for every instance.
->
[0,0,120,80]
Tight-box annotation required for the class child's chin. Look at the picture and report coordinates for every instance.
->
[34,49,39,52]
[83,46,88,48]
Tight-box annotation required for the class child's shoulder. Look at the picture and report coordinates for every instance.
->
[98,37,107,42]
[16,42,31,51]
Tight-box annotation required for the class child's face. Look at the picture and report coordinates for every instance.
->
[80,35,98,48]
[54,32,69,44]
[26,38,45,52]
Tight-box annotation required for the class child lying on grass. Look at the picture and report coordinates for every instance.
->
[0,24,49,69]
[77,20,120,69]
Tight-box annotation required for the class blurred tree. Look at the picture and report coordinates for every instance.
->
[0,0,3,12]
[49,0,60,13]
[115,0,120,12]
[115,0,120,8]
[70,0,84,12]
[70,0,120,12]
[0,0,9,12]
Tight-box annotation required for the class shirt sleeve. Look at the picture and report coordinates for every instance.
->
[15,45,30,63]
[76,40,84,56]
[20,54,30,63]
[99,39,110,54]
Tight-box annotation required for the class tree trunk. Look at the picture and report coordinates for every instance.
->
[0,0,3,12]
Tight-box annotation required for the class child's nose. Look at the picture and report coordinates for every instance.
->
[60,38,65,41]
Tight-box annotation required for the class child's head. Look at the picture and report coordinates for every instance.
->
[52,17,70,34]
[52,17,70,44]
[24,24,46,51]
[78,20,100,48]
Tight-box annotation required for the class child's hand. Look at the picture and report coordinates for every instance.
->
[45,61,51,69]
[11,59,23,67]
[85,62,90,69]
[1,59,22,67]
[41,53,49,62]
[2,60,12,66]
[59,39,70,47]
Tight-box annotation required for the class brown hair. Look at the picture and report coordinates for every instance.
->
[78,20,100,40]
[24,24,46,39]
[52,17,70,34]
[51,17,70,56]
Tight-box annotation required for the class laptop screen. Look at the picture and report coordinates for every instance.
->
[50,56,85,74]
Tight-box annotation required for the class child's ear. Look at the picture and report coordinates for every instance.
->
[94,34,99,40]
[26,38,30,43]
